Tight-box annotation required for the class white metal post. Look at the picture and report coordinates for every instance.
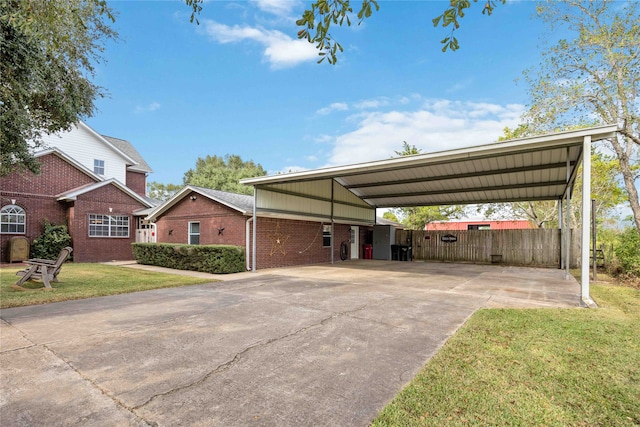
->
[559,199,564,270]
[581,136,592,303]
[252,187,257,272]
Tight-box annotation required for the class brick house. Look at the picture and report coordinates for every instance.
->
[146,186,377,270]
[0,122,156,262]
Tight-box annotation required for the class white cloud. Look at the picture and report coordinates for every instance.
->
[325,99,526,166]
[202,20,317,68]
[251,0,300,17]
[316,102,349,115]
[134,102,161,114]
[354,97,389,109]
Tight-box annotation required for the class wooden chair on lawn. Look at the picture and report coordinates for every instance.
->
[13,247,73,290]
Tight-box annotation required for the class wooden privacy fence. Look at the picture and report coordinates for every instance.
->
[396,229,581,268]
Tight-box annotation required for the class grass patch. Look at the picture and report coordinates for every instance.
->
[373,284,640,427]
[0,263,214,308]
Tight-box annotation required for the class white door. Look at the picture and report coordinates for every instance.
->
[350,226,359,259]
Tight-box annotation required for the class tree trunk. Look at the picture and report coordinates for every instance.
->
[608,132,640,232]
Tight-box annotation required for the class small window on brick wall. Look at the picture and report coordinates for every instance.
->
[322,224,331,247]
[0,205,26,234]
[94,159,105,175]
[189,222,200,245]
[89,214,129,237]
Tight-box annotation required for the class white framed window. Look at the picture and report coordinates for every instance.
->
[189,222,200,245]
[322,224,331,247]
[89,214,129,237]
[0,205,26,234]
[94,159,105,175]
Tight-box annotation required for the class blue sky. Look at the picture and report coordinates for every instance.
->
[86,0,551,186]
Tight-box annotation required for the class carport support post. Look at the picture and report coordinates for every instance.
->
[580,135,592,304]
[565,148,572,281]
[330,179,335,264]
[252,187,257,272]
[559,199,564,270]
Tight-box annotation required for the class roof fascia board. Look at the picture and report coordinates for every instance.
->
[57,178,153,207]
[78,121,138,166]
[146,186,250,222]
[241,124,618,186]
[145,186,194,221]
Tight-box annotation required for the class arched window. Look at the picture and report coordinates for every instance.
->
[0,205,26,234]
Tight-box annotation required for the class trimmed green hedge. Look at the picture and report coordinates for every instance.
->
[132,243,245,274]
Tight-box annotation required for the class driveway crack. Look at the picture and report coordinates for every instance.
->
[41,343,154,426]
[133,302,375,411]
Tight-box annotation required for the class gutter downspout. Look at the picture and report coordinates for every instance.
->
[246,216,253,271]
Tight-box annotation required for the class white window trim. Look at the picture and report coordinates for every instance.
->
[94,159,106,175]
[88,214,130,238]
[0,205,26,234]
[188,221,200,245]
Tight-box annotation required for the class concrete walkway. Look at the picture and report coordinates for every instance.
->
[0,261,581,426]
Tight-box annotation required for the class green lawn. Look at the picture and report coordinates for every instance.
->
[0,263,214,308]
[373,283,640,426]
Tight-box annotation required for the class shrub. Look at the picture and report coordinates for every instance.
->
[132,243,245,274]
[31,220,72,260]
[613,227,640,277]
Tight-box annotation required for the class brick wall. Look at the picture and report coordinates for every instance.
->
[152,193,376,270]
[71,184,148,262]
[126,170,147,197]
[155,192,248,246]
[248,218,352,269]
[0,153,96,262]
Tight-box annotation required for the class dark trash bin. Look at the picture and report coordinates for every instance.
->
[391,244,411,261]
[391,244,400,260]
[399,245,412,261]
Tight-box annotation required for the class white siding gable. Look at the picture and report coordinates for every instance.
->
[39,123,132,183]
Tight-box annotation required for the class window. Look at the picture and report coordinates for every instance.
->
[0,205,26,234]
[322,224,331,247]
[189,222,200,245]
[94,159,105,175]
[89,214,129,237]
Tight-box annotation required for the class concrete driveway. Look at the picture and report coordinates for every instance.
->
[1,261,581,426]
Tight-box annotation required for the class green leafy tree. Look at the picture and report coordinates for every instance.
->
[523,0,640,233]
[0,0,117,176]
[478,125,628,228]
[147,181,182,202]
[393,205,467,230]
[0,0,203,177]
[182,154,267,195]
[394,141,421,157]
[613,227,640,277]
[382,211,399,222]
[297,0,503,63]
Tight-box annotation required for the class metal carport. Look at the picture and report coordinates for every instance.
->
[241,124,618,305]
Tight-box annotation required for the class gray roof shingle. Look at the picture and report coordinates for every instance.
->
[102,135,153,173]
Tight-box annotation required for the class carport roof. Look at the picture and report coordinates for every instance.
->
[241,125,618,208]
